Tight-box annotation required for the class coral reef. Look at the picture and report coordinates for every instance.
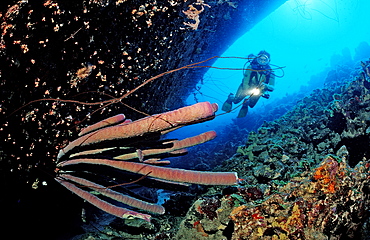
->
[175,60,370,239]
[219,59,370,186]
[176,146,370,239]
[229,147,369,239]
[1,0,369,239]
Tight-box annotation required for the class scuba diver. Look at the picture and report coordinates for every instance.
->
[222,50,276,118]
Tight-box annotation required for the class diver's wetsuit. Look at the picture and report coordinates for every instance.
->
[234,61,275,106]
[222,59,275,117]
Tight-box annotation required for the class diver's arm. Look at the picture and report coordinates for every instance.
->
[264,73,275,91]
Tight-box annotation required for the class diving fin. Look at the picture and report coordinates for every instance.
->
[222,101,232,112]
[222,93,234,112]
[237,104,248,118]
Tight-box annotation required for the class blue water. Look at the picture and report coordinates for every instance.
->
[170,0,370,140]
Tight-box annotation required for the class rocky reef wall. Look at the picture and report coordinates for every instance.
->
[0,0,287,189]
[0,1,288,238]
[175,59,370,239]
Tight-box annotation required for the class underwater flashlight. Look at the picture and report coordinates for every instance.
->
[250,88,261,96]
[257,54,270,65]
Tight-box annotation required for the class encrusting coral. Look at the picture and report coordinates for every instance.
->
[176,146,370,239]
[229,146,370,239]
[182,0,211,30]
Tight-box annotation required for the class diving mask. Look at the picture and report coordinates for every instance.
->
[256,54,270,65]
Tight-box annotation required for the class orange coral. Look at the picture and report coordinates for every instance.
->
[182,5,202,30]
[182,0,210,30]
[223,153,368,239]
[193,221,208,237]
[76,64,93,79]
[313,156,341,194]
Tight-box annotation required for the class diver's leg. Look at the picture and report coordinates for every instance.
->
[237,95,261,118]
[223,80,248,112]
[233,84,247,104]
[237,100,249,118]
[248,95,261,108]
